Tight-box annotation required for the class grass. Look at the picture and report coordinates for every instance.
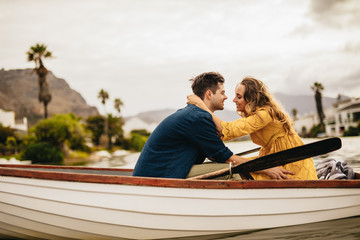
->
[63,150,92,166]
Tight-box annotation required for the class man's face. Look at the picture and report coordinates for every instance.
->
[209,83,227,112]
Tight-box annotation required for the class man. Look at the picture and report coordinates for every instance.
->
[133,72,290,179]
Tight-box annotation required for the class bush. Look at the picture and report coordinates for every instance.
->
[130,132,148,152]
[343,126,360,136]
[32,113,89,151]
[32,118,69,147]
[130,133,148,151]
[0,123,15,144]
[21,142,63,165]
[120,132,149,152]
[343,121,360,137]
[86,116,105,146]
[310,124,323,138]
[5,136,17,154]
[0,124,20,154]
[131,129,151,137]
[0,143,6,155]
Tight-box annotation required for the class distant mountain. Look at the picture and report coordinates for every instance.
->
[135,109,178,124]
[0,68,99,126]
[273,92,342,117]
[128,93,343,125]
[1,68,345,129]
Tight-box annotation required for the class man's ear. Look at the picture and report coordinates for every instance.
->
[204,89,212,100]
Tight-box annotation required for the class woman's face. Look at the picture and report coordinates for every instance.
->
[233,84,247,112]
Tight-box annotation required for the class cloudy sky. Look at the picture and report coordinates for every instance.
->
[1,0,359,116]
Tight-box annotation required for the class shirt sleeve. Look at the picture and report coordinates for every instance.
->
[221,109,272,141]
[188,113,233,163]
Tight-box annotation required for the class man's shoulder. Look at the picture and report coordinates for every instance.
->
[179,104,212,119]
[157,104,213,129]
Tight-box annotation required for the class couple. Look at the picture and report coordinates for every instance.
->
[133,72,318,180]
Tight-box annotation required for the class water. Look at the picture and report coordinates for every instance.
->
[87,137,360,240]
[89,136,360,173]
[219,216,360,240]
[227,136,360,174]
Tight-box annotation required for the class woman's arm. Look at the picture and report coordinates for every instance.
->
[187,94,224,134]
[188,95,272,140]
[227,155,294,180]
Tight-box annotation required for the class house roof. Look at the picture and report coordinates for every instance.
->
[339,102,360,111]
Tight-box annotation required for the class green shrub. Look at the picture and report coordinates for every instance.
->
[32,119,69,147]
[86,116,105,145]
[343,126,359,136]
[0,143,6,155]
[21,142,63,165]
[310,124,323,138]
[130,133,148,152]
[32,113,89,151]
[0,123,15,144]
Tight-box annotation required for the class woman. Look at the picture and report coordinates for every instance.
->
[187,76,318,180]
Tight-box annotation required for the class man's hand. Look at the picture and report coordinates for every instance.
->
[258,167,294,180]
[227,155,248,165]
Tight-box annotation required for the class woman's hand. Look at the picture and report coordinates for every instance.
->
[259,167,294,180]
[187,94,224,134]
[187,94,208,111]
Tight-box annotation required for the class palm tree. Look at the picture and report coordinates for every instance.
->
[311,82,325,132]
[98,89,109,106]
[27,43,53,119]
[291,108,298,121]
[114,98,124,114]
[98,89,109,149]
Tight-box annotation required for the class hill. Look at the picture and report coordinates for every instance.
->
[0,68,344,129]
[0,68,99,126]
[274,93,341,117]
[127,93,341,125]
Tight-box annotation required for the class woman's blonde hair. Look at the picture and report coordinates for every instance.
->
[239,76,294,133]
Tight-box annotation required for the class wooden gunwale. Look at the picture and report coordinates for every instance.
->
[1,164,359,189]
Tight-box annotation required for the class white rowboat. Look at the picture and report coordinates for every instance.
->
[0,164,359,240]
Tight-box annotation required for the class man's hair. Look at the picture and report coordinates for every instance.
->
[190,72,225,99]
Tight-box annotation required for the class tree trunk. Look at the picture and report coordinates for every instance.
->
[44,102,48,119]
[36,62,51,119]
[315,90,325,132]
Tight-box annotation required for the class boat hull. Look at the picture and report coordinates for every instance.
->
[0,165,359,240]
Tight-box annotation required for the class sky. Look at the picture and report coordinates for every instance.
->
[1,0,359,117]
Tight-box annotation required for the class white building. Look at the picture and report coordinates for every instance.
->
[0,108,28,132]
[294,97,360,137]
[293,113,317,136]
[122,117,157,137]
[326,98,360,136]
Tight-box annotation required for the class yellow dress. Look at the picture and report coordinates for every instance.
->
[221,108,318,180]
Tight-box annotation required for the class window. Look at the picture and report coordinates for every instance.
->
[353,112,360,122]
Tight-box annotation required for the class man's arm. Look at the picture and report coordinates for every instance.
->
[226,155,294,180]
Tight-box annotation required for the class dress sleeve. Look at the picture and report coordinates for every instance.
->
[221,110,272,141]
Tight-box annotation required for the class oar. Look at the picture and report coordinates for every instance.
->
[236,147,261,156]
[189,137,342,180]
[235,147,260,180]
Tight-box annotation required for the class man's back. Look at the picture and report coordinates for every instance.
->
[132,104,232,178]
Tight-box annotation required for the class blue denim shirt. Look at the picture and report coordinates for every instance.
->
[132,104,233,179]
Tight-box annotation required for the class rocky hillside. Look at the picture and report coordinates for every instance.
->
[0,68,99,126]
